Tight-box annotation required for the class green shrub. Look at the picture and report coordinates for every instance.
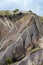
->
[6,57,12,65]
[13,9,19,12]
[29,10,32,13]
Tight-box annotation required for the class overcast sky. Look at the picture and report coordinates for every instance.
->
[0,0,43,15]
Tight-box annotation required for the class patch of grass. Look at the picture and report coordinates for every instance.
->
[39,16,43,22]
[0,11,10,15]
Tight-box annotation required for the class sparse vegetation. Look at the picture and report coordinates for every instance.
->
[0,11,10,15]
[39,16,43,21]
[5,57,12,65]
[0,10,24,23]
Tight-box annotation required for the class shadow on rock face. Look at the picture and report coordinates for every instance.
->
[12,57,18,63]
[16,49,43,65]
[19,61,27,65]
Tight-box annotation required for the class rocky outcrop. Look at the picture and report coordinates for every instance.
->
[14,49,43,65]
[0,15,13,41]
[0,14,43,65]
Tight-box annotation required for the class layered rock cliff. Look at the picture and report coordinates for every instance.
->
[0,11,43,65]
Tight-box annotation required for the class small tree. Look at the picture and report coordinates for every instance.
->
[6,57,12,65]
[29,10,32,13]
[13,9,19,12]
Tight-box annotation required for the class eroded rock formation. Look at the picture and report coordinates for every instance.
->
[0,13,43,65]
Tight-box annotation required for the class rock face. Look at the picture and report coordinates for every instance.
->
[15,49,43,65]
[0,16,13,41]
[38,37,43,48]
[0,13,43,65]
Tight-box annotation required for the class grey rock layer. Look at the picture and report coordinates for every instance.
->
[16,49,43,65]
